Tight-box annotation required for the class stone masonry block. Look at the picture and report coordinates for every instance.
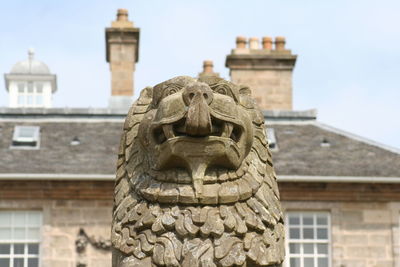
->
[342,234,368,245]
[363,210,391,224]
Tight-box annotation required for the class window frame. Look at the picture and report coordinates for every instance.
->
[285,211,331,267]
[10,126,40,150]
[0,210,42,267]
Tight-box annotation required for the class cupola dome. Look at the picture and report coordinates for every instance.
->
[10,49,51,75]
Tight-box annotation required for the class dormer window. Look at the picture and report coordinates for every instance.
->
[11,126,40,149]
[266,128,278,151]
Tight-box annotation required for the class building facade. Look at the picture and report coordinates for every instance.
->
[1,9,400,267]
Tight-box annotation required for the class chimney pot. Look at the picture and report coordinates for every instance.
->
[262,36,272,50]
[236,36,247,49]
[249,37,260,49]
[275,36,286,51]
[117,9,129,21]
[203,60,214,73]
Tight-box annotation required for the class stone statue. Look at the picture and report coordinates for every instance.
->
[112,76,284,267]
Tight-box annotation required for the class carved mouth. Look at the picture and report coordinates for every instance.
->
[153,117,243,145]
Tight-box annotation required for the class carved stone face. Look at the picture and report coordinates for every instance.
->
[138,76,253,197]
[113,76,284,266]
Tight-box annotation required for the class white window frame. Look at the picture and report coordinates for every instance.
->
[0,211,42,267]
[285,211,331,267]
[10,126,40,150]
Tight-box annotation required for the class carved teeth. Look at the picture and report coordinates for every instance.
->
[221,122,233,138]
[162,124,175,140]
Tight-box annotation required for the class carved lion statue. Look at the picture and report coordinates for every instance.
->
[112,76,284,267]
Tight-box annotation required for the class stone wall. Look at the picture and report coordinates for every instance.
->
[230,69,293,110]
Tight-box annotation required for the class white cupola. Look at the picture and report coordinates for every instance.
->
[4,49,57,108]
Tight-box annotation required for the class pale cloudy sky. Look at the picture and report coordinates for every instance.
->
[1,0,399,149]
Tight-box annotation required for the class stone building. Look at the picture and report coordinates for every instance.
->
[1,9,400,267]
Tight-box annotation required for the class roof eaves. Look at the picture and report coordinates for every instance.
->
[0,107,128,120]
[278,175,400,183]
[0,173,114,181]
[263,109,317,122]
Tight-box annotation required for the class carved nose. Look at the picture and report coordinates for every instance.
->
[182,84,213,106]
[182,83,213,136]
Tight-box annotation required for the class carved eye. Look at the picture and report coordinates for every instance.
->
[164,85,182,97]
[215,86,228,95]
[166,88,178,96]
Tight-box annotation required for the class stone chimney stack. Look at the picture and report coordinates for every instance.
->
[225,36,297,110]
[106,9,140,110]
[198,60,220,78]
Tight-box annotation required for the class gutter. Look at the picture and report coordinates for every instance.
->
[278,175,400,183]
[0,174,400,184]
[0,173,115,181]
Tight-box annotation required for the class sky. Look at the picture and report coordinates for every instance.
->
[1,0,399,149]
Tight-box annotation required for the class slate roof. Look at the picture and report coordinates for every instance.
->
[0,108,399,177]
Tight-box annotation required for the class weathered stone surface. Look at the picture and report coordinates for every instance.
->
[112,76,284,266]
[226,38,297,111]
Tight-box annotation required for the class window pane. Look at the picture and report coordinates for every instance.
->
[0,228,12,240]
[0,212,12,226]
[0,259,10,266]
[27,95,34,105]
[290,257,300,267]
[317,216,327,225]
[13,228,25,240]
[289,228,300,239]
[28,258,39,267]
[18,127,36,139]
[14,244,24,254]
[289,216,300,225]
[317,244,328,254]
[303,228,314,239]
[18,83,25,93]
[27,228,40,240]
[303,243,314,254]
[14,212,26,226]
[35,83,43,93]
[28,243,39,254]
[36,95,43,105]
[27,212,41,227]
[27,82,34,93]
[289,243,300,254]
[303,215,313,225]
[317,228,328,239]
[0,244,10,254]
[14,258,24,267]
[318,257,329,267]
[304,258,314,267]
[18,95,25,105]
